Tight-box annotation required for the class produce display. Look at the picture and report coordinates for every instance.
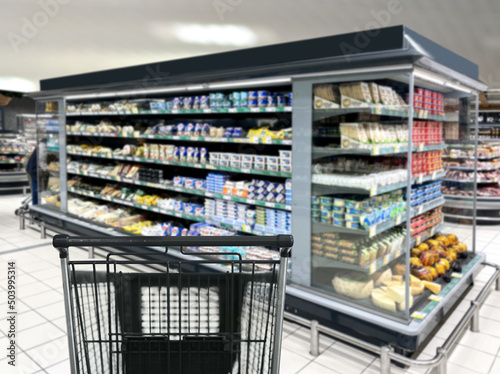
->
[312,191,405,229]
[66,91,292,113]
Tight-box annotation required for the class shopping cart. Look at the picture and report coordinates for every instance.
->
[53,234,293,374]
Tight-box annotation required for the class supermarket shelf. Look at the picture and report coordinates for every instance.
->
[204,218,283,236]
[443,154,500,160]
[442,178,499,184]
[312,172,444,197]
[313,107,446,122]
[312,248,403,275]
[443,213,500,221]
[0,160,22,164]
[312,198,444,238]
[312,144,446,158]
[68,186,286,236]
[444,198,500,210]
[66,131,292,146]
[444,165,500,171]
[443,194,500,201]
[0,151,28,155]
[312,222,445,274]
[312,134,340,138]
[67,187,206,222]
[67,170,292,211]
[67,151,292,178]
[66,106,292,116]
[312,179,407,197]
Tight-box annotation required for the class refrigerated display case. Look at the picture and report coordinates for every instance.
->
[27,26,487,353]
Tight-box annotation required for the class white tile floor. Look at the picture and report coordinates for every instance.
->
[0,194,499,373]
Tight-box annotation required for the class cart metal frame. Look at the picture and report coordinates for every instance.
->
[53,234,293,374]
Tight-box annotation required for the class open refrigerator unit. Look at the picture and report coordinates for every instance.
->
[443,108,500,223]
[27,26,487,354]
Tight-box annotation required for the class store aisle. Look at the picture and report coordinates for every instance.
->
[0,194,499,373]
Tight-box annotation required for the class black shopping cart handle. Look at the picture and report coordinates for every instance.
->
[53,234,293,258]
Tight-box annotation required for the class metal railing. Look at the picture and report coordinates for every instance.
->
[284,262,500,374]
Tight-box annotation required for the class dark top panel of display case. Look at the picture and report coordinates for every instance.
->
[39,25,478,93]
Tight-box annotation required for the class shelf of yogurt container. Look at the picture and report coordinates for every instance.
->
[67,170,292,211]
[66,151,292,178]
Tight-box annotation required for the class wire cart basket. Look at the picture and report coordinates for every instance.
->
[53,234,293,374]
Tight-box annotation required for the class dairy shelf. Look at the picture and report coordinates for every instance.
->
[66,131,292,146]
[66,151,292,178]
[312,197,445,238]
[66,106,292,116]
[312,144,446,159]
[68,187,206,222]
[312,171,445,197]
[67,170,292,211]
[313,107,446,122]
[68,187,286,236]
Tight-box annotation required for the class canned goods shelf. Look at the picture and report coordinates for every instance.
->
[66,106,292,116]
[67,151,292,178]
[66,131,292,145]
[67,170,292,211]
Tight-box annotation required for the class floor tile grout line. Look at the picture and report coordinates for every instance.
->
[0,243,52,256]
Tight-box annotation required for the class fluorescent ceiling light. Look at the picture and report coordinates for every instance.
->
[186,85,205,91]
[66,77,292,100]
[209,78,291,89]
[0,77,38,92]
[66,87,186,100]
[172,23,257,46]
[413,70,446,85]
[444,82,475,94]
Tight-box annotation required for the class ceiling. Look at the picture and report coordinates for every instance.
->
[1,0,500,92]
